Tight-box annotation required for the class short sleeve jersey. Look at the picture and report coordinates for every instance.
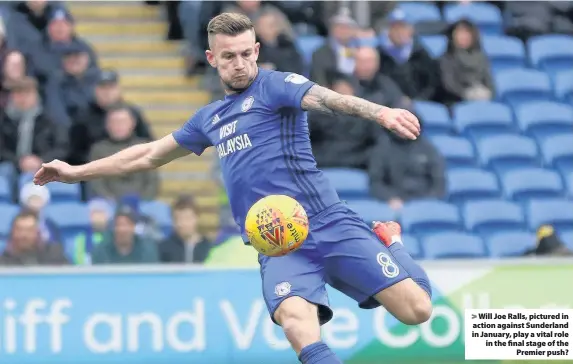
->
[173,69,340,238]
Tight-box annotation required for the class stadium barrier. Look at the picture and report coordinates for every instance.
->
[0,259,571,364]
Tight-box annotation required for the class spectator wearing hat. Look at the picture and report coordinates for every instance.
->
[14,0,66,35]
[88,104,159,201]
[159,195,212,264]
[91,204,159,265]
[69,69,153,165]
[28,8,97,85]
[70,198,113,265]
[377,9,440,101]
[0,76,68,174]
[19,182,61,244]
[45,43,100,126]
[0,210,68,266]
[311,10,359,86]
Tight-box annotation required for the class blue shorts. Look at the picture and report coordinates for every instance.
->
[258,202,410,326]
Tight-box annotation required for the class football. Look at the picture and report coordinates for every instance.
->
[245,195,309,257]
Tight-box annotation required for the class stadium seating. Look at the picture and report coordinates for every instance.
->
[0,178,11,204]
[422,232,487,259]
[495,69,553,108]
[401,200,461,235]
[502,168,564,202]
[443,2,503,35]
[447,168,501,203]
[140,200,173,235]
[482,35,526,72]
[463,200,525,235]
[478,135,539,174]
[419,35,447,58]
[413,101,452,136]
[562,231,573,250]
[527,199,573,232]
[430,135,476,168]
[398,2,441,23]
[0,239,5,254]
[541,134,573,175]
[0,204,19,238]
[487,231,536,257]
[515,102,573,141]
[45,203,90,241]
[452,101,514,141]
[567,173,573,197]
[347,200,395,224]
[46,182,82,203]
[322,168,369,199]
[554,70,573,103]
[528,35,573,75]
[402,233,422,259]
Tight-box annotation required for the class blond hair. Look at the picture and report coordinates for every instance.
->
[207,13,254,48]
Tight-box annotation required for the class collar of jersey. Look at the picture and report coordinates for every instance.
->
[224,68,263,100]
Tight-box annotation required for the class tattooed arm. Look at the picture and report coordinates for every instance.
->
[301,84,421,140]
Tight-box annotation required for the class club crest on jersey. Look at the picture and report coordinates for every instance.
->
[242,96,254,112]
[284,73,308,85]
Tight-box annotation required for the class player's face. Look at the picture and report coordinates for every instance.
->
[206,30,259,92]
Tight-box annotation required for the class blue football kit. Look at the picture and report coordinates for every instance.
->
[173,68,417,324]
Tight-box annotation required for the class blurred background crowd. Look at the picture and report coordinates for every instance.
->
[0,0,572,268]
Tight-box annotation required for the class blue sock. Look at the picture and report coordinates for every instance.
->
[298,342,342,364]
[388,240,432,298]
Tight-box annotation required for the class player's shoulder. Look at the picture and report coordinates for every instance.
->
[188,100,224,124]
[259,69,310,86]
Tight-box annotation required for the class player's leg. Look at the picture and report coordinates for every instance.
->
[259,247,342,363]
[320,204,432,325]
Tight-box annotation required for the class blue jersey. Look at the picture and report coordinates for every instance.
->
[172,69,340,237]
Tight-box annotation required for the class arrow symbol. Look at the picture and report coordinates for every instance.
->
[472,314,477,319]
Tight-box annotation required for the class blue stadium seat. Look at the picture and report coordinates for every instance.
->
[528,35,573,75]
[515,102,573,142]
[478,135,539,174]
[567,173,573,197]
[401,200,461,235]
[481,35,526,71]
[347,200,395,224]
[541,134,573,174]
[464,200,525,235]
[398,2,442,23]
[419,35,447,58]
[0,204,19,238]
[402,233,422,259]
[413,101,452,135]
[44,203,90,241]
[503,168,564,202]
[296,35,325,66]
[140,200,172,233]
[0,177,11,203]
[323,168,369,199]
[562,231,573,250]
[554,70,573,103]
[447,168,500,203]
[487,232,536,257]
[422,232,487,259]
[430,135,476,169]
[453,101,514,141]
[46,182,81,202]
[17,173,34,189]
[495,69,553,108]
[0,239,5,254]
[528,199,573,232]
[443,3,503,34]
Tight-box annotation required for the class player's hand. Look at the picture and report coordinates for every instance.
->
[33,159,80,186]
[380,108,421,140]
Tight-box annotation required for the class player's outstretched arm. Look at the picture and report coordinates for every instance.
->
[301,84,420,140]
[33,134,191,185]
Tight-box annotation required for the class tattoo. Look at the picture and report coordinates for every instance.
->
[301,85,388,122]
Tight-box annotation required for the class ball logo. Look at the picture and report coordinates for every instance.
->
[275,282,292,297]
[262,225,284,248]
[242,96,254,112]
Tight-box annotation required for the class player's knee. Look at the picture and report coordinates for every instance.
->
[403,292,433,325]
[274,296,319,344]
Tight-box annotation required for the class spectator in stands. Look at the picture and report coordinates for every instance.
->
[19,182,60,243]
[311,11,358,86]
[524,225,573,257]
[368,132,446,210]
[439,20,494,104]
[70,198,113,265]
[14,0,63,35]
[505,2,573,42]
[46,43,100,126]
[0,17,9,66]
[353,46,410,109]
[224,0,294,38]
[88,105,159,201]
[0,77,68,174]
[29,8,97,85]
[377,9,439,101]
[91,205,159,264]
[255,12,304,74]
[0,210,68,266]
[159,195,211,264]
[70,69,152,165]
[309,73,379,170]
[1,50,28,109]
